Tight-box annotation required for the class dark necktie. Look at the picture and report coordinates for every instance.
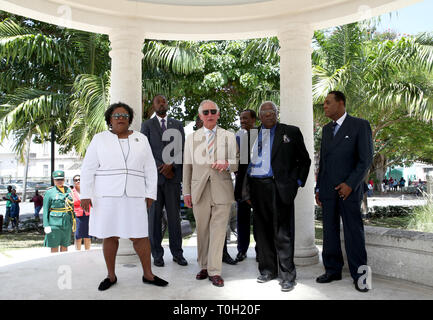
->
[332,121,338,137]
[161,118,166,132]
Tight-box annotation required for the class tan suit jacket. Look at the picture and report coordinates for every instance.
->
[183,126,239,205]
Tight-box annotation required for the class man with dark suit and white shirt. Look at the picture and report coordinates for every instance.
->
[141,94,187,267]
[315,91,373,292]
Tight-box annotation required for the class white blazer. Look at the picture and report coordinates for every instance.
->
[80,130,158,200]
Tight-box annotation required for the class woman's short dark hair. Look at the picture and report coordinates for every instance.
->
[104,102,134,128]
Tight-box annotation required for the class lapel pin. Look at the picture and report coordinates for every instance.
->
[283,135,290,143]
[345,136,349,139]
[135,138,139,142]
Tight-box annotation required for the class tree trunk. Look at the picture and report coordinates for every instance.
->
[372,153,387,191]
[51,128,55,186]
[22,133,32,202]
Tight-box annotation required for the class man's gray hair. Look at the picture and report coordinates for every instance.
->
[259,101,279,115]
[198,100,220,114]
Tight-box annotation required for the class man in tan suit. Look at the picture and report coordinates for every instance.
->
[183,100,239,287]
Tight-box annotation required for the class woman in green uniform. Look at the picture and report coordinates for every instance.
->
[43,170,76,253]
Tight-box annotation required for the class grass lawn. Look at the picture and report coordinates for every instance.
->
[0,230,44,254]
[0,216,422,253]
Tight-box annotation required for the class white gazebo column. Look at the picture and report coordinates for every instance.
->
[109,28,144,131]
[278,24,319,266]
[108,28,145,261]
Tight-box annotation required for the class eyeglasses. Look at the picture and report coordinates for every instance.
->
[260,110,276,116]
[202,109,218,116]
[74,179,80,182]
[112,113,130,120]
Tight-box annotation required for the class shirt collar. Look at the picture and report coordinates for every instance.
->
[203,126,217,135]
[155,114,167,125]
[335,112,347,126]
[260,123,277,132]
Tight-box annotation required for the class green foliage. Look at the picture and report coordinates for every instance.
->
[312,22,433,179]
[408,192,433,232]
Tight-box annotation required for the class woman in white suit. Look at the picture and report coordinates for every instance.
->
[80,102,168,291]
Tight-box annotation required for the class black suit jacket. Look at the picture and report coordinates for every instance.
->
[141,116,185,185]
[316,114,373,202]
[234,129,251,201]
[244,123,311,205]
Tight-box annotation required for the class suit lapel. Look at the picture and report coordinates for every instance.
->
[166,117,174,129]
[271,123,282,161]
[325,115,352,155]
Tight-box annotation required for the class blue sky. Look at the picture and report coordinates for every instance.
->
[375,0,433,35]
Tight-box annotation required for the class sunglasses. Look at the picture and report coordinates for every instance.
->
[112,113,130,120]
[74,179,80,182]
[202,109,218,116]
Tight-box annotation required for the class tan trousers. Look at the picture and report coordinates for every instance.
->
[193,181,232,276]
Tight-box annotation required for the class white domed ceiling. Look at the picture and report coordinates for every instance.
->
[0,0,422,39]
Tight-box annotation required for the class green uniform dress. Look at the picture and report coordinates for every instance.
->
[43,186,76,248]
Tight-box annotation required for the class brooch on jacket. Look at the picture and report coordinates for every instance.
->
[283,135,290,143]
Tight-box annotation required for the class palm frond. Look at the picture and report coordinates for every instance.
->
[142,41,203,75]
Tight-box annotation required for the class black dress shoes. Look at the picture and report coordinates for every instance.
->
[153,258,164,267]
[257,274,276,283]
[235,252,247,262]
[316,273,342,283]
[142,275,168,287]
[173,256,188,266]
[280,280,296,292]
[222,252,237,265]
[354,280,369,292]
[98,276,117,291]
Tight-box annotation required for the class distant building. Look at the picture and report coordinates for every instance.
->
[386,162,433,183]
[0,137,82,186]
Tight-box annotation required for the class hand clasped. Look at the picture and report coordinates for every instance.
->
[211,160,229,172]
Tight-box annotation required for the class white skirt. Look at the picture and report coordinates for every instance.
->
[89,195,148,239]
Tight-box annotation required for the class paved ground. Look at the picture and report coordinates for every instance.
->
[1,195,432,300]
[1,235,432,300]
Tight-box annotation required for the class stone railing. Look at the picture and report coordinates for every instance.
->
[341,226,433,287]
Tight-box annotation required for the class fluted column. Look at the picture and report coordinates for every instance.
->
[109,28,144,131]
[108,28,145,261]
[278,23,319,266]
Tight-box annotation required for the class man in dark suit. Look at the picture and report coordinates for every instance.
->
[315,91,373,293]
[234,109,257,262]
[247,101,311,292]
[141,94,187,267]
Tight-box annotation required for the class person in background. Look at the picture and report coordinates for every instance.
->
[72,175,91,250]
[234,109,257,263]
[30,190,44,222]
[43,170,76,253]
[2,185,13,229]
[9,189,21,231]
[141,94,187,267]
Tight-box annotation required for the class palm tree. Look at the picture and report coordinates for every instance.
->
[0,13,203,158]
[312,24,433,186]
